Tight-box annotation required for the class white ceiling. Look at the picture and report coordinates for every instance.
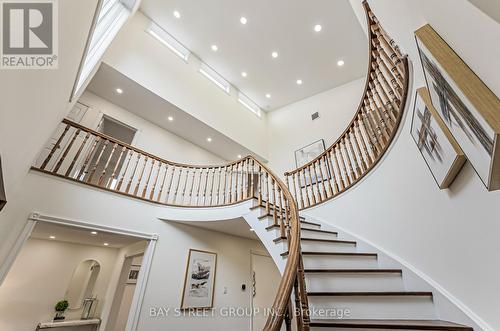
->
[468,0,500,23]
[139,0,368,111]
[167,218,259,240]
[87,63,266,162]
[31,222,145,249]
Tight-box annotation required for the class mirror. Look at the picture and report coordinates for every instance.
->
[65,260,100,309]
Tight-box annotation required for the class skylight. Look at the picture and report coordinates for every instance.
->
[71,0,137,100]
[199,63,231,94]
[147,22,190,62]
[238,92,262,117]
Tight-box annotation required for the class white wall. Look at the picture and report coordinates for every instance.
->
[102,12,269,159]
[0,0,98,268]
[79,91,225,165]
[0,238,120,331]
[267,78,366,176]
[304,1,500,331]
[112,255,143,331]
[0,172,273,331]
[101,241,148,331]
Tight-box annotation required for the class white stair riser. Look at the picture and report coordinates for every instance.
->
[302,256,378,269]
[299,241,357,253]
[306,273,404,292]
[308,296,436,320]
[301,230,338,240]
[300,222,322,230]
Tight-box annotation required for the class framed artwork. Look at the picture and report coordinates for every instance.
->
[126,265,141,284]
[181,249,217,309]
[415,24,500,191]
[0,156,6,211]
[411,87,466,189]
[295,139,331,187]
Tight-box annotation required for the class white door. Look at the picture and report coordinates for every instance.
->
[251,253,281,331]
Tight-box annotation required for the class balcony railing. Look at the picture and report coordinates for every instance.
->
[32,117,308,330]
[31,2,407,330]
[285,1,410,210]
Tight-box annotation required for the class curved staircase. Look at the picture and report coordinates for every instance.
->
[285,1,410,210]
[29,1,477,331]
[251,201,473,331]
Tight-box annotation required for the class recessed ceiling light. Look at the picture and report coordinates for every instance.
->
[173,10,181,18]
[271,51,279,58]
[241,71,247,77]
[103,243,109,246]
[207,137,212,142]
[265,93,271,99]
[237,154,242,159]
[168,116,174,121]
[115,88,123,94]
[314,24,322,32]
[296,79,303,85]
[91,231,98,235]
[49,235,56,239]
[211,44,218,52]
[240,16,247,25]
[337,60,345,67]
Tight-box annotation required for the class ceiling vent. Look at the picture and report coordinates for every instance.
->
[311,112,320,121]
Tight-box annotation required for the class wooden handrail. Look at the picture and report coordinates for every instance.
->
[32,119,308,330]
[30,3,404,329]
[61,118,246,169]
[285,1,410,210]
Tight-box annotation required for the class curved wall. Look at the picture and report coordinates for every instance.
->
[304,1,500,330]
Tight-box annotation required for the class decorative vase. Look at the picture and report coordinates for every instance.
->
[53,311,66,321]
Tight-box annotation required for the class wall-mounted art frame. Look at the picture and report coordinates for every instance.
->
[295,139,331,187]
[411,87,466,189]
[180,249,217,310]
[0,156,6,212]
[415,24,500,191]
[126,265,141,285]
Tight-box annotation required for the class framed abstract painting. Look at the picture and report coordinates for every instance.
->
[0,156,5,212]
[415,24,500,191]
[180,249,217,309]
[411,87,466,188]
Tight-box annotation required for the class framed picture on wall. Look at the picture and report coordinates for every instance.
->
[415,24,500,191]
[411,87,466,189]
[294,139,331,187]
[126,265,141,284]
[181,249,217,310]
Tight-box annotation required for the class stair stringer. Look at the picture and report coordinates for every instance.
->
[301,213,491,331]
[242,207,287,274]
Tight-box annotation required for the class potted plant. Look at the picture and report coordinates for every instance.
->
[53,300,69,321]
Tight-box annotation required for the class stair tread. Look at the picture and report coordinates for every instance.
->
[305,268,402,273]
[308,291,433,297]
[281,251,377,257]
[274,237,356,244]
[265,224,336,234]
[309,319,472,330]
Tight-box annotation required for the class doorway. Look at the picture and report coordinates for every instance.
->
[251,252,281,331]
[0,214,156,331]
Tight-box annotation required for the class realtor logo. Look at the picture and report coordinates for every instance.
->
[1,0,58,69]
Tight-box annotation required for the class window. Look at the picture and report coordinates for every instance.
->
[71,0,137,100]
[238,92,262,117]
[199,63,231,94]
[146,22,190,62]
